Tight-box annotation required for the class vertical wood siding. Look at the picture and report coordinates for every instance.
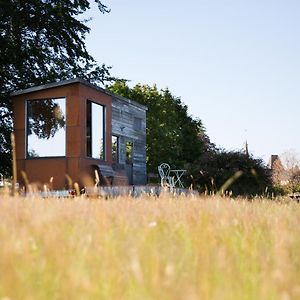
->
[112,96,147,185]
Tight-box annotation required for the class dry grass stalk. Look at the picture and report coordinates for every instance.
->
[0,194,299,299]
[65,174,72,190]
[21,170,29,190]
[11,132,17,196]
[94,169,100,187]
[74,182,80,197]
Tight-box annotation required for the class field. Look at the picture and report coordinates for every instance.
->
[0,193,300,300]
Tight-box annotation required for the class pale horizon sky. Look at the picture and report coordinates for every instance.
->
[85,0,300,164]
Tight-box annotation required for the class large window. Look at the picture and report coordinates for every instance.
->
[26,98,66,157]
[86,101,105,160]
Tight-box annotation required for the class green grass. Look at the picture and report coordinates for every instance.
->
[0,194,300,299]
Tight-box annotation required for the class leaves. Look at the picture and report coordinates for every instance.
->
[0,0,112,175]
[189,150,272,196]
[108,81,211,174]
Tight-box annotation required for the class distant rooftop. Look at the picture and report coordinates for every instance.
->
[10,78,147,111]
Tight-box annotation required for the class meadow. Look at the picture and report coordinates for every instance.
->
[0,193,300,300]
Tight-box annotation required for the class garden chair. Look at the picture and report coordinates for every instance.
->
[158,163,175,188]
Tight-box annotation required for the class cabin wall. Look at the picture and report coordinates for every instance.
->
[12,79,147,189]
[12,84,79,189]
[112,96,147,185]
[12,83,113,189]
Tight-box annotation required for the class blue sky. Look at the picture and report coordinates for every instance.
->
[85,0,300,163]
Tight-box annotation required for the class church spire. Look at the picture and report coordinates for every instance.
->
[245,140,249,157]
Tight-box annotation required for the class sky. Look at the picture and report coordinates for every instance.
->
[84,0,300,164]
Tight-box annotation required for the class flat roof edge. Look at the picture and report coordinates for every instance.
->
[111,94,148,111]
[10,78,82,96]
[10,78,147,111]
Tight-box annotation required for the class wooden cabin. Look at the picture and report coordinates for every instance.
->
[11,78,147,190]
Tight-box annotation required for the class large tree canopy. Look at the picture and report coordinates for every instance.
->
[109,81,272,196]
[0,0,113,175]
[108,81,212,174]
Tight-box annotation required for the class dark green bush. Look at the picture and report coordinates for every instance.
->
[187,150,272,197]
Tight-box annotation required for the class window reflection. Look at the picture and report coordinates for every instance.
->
[27,98,66,157]
[112,136,119,162]
[86,101,105,160]
[126,141,133,164]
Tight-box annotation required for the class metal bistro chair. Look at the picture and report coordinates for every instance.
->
[158,163,175,188]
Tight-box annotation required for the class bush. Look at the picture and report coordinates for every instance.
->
[187,150,272,197]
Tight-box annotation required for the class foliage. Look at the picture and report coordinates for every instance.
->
[0,0,113,175]
[271,150,300,194]
[108,82,272,196]
[108,81,212,173]
[288,170,300,193]
[188,150,272,196]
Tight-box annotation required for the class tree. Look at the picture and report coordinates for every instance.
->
[272,150,300,193]
[108,82,272,196]
[188,150,272,196]
[0,0,114,175]
[280,150,300,173]
[108,81,211,174]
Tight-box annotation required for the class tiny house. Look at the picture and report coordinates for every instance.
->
[11,78,147,190]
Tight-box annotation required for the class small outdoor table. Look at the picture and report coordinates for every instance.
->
[170,169,186,188]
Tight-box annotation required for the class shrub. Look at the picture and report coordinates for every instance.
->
[187,150,272,197]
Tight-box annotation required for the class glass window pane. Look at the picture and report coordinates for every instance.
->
[112,135,119,162]
[134,117,142,131]
[27,98,66,157]
[126,141,133,164]
[86,101,105,160]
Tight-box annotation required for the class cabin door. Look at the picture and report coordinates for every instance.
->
[125,141,133,184]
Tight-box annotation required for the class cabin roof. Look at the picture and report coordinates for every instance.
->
[10,78,147,111]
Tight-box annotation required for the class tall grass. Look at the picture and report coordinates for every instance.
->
[0,194,299,299]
